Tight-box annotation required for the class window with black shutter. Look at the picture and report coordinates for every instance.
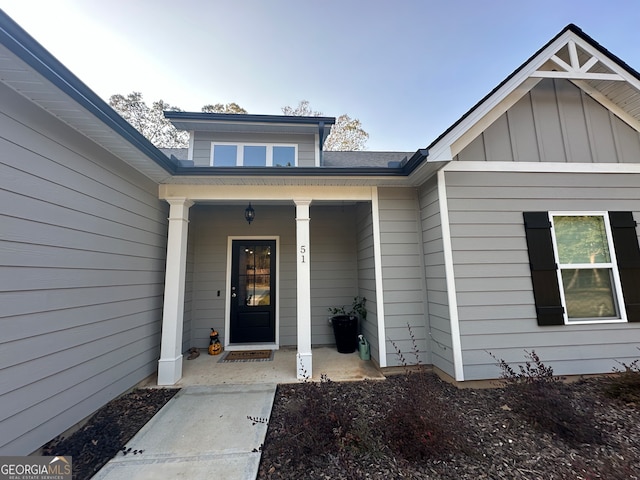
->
[523,211,640,325]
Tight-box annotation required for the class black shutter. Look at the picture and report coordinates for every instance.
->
[609,212,640,322]
[523,212,564,326]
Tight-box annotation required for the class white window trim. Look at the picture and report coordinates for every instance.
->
[210,142,298,167]
[549,211,627,325]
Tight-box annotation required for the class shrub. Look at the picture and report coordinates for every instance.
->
[383,325,470,461]
[490,350,603,446]
[603,355,640,405]
[261,371,381,467]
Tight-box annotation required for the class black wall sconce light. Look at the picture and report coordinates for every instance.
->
[244,202,255,224]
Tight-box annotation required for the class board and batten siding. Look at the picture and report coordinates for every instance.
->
[456,78,640,163]
[188,204,358,347]
[377,188,429,367]
[0,83,168,455]
[191,131,317,167]
[356,202,378,362]
[418,177,455,378]
[444,170,640,380]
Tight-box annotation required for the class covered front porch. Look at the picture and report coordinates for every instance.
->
[147,346,385,387]
[156,185,388,385]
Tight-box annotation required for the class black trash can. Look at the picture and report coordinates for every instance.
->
[331,315,358,353]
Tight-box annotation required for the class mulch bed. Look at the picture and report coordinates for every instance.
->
[41,388,179,480]
[258,374,640,479]
[38,373,639,480]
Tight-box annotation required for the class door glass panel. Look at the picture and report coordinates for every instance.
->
[239,245,271,306]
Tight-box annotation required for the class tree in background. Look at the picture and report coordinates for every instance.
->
[109,92,189,148]
[323,114,368,151]
[281,100,369,151]
[201,102,248,114]
[281,99,322,117]
[109,93,368,151]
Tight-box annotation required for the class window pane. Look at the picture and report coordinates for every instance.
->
[273,146,295,167]
[244,145,267,166]
[213,145,237,166]
[555,216,610,264]
[561,268,617,318]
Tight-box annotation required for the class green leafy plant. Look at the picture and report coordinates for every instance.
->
[328,296,367,321]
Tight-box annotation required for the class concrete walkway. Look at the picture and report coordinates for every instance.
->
[93,384,276,480]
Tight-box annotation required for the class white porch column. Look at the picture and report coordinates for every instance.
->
[295,200,312,379]
[158,197,194,385]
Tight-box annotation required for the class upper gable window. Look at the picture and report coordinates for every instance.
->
[211,143,297,167]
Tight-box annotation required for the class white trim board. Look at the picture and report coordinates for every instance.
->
[224,236,281,349]
[443,161,640,174]
[437,170,464,381]
[371,186,387,368]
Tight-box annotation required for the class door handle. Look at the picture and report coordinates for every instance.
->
[231,286,237,298]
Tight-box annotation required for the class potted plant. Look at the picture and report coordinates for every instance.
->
[328,296,366,353]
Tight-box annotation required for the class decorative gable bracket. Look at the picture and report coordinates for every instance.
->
[531,40,623,81]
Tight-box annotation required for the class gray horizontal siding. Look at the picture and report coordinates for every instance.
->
[377,188,428,367]
[0,83,167,454]
[445,170,640,380]
[456,78,640,164]
[419,177,454,376]
[191,131,316,167]
[311,206,359,345]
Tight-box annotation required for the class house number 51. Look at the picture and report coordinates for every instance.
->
[300,245,306,263]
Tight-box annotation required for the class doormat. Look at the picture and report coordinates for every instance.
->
[219,350,274,363]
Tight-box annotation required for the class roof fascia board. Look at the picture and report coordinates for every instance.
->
[0,10,178,175]
[164,111,336,126]
[450,77,542,158]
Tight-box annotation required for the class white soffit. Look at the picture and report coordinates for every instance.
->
[0,43,172,182]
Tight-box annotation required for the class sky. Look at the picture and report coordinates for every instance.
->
[2,0,640,151]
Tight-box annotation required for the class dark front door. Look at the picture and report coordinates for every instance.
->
[230,240,276,343]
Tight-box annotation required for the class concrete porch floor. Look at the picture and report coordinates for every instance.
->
[145,346,386,387]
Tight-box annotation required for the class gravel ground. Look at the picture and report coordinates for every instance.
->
[41,388,179,480]
[258,374,640,480]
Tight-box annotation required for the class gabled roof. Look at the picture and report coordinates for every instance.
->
[421,24,640,165]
